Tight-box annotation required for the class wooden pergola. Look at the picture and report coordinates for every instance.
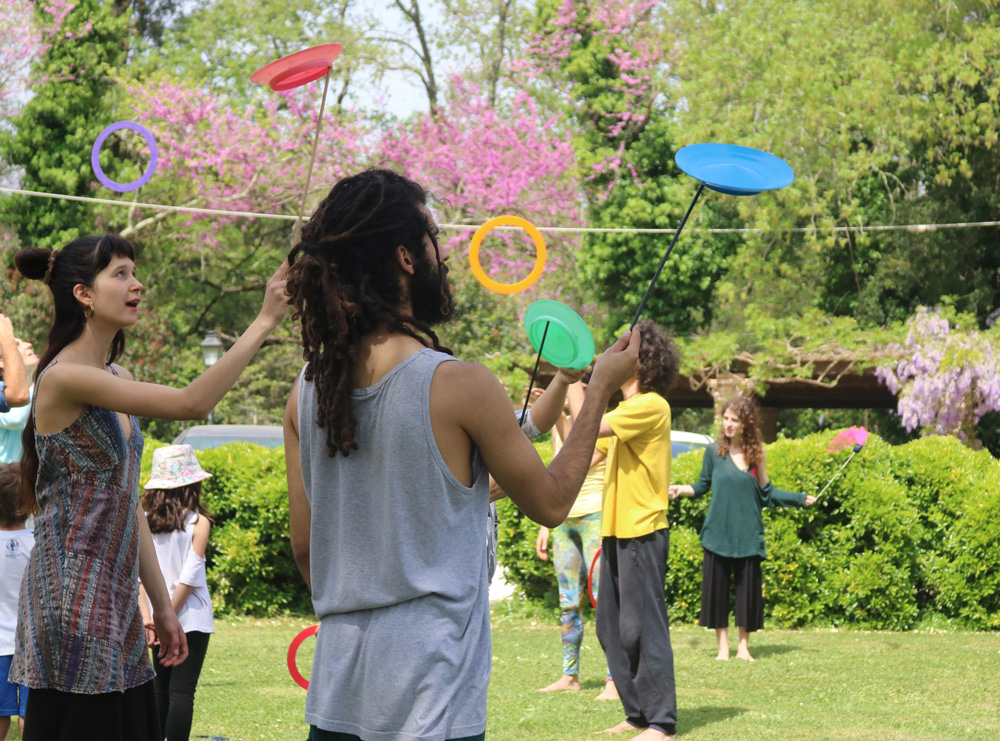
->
[667,356,896,442]
[537,352,899,443]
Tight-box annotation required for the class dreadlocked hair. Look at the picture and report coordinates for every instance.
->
[716,396,764,469]
[287,168,452,458]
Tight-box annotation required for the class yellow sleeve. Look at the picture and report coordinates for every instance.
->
[604,395,663,443]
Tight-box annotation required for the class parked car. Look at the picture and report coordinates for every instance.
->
[172,424,284,450]
[670,430,713,459]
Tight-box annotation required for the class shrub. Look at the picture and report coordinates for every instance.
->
[497,432,1000,630]
[141,439,310,616]
[495,439,557,605]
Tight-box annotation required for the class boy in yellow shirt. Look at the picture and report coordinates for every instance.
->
[568,319,680,741]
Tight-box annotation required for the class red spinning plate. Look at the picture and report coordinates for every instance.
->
[251,44,343,91]
[827,426,860,452]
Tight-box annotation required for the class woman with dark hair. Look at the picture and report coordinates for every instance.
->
[11,235,287,739]
[138,445,215,741]
[669,396,816,662]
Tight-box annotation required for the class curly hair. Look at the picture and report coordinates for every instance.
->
[286,168,452,457]
[634,319,681,397]
[716,396,764,469]
[141,482,213,535]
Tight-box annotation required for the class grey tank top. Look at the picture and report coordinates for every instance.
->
[298,349,491,741]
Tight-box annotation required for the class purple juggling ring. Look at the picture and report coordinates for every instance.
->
[91,121,159,192]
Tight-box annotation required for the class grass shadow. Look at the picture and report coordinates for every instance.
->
[581,678,607,691]
[751,643,811,659]
[680,705,746,733]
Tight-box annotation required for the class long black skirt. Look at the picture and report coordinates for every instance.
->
[23,680,160,741]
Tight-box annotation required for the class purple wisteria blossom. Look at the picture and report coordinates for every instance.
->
[876,307,1000,447]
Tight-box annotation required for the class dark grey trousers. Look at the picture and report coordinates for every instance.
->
[596,530,677,736]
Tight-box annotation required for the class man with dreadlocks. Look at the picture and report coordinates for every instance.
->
[282,168,640,741]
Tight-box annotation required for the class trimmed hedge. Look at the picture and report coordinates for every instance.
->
[498,433,1000,630]
[141,440,311,616]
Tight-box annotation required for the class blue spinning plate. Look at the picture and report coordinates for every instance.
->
[675,143,794,196]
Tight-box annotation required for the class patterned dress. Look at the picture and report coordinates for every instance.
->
[12,361,154,694]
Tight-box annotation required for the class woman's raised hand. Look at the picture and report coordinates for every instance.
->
[260,260,291,328]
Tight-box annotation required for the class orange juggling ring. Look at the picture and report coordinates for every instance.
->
[468,215,547,295]
[250,44,343,91]
[287,624,319,689]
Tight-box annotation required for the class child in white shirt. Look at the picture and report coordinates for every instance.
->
[0,463,33,739]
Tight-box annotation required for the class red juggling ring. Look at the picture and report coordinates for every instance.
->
[587,546,602,609]
[287,624,319,689]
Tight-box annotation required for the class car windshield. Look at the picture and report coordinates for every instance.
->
[182,435,282,450]
[672,440,709,458]
[174,426,284,450]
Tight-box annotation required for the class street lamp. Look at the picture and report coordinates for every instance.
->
[199,330,224,424]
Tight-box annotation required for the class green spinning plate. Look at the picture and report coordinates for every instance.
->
[523,300,595,371]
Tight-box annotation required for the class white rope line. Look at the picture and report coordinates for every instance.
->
[0,186,299,221]
[2,186,998,234]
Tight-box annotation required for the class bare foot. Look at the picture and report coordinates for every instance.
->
[536,674,581,692]
[715,651,730,661]
[596,679,620,701]
[735,650,756,662]
[599,720,640,735]
[632,729,676,740]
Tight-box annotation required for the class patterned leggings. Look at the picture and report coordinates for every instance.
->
[552,512,608,677]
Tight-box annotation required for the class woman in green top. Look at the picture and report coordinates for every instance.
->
[669,397,816,662]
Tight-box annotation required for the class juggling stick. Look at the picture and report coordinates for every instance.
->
[292,69,332,247]
[816,426,870,499]
[630,143,796,328]
[250,44,343,246]
[519,321,550,425]
[630,182,705,329]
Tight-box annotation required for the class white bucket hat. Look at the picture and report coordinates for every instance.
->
[144,444,213,490]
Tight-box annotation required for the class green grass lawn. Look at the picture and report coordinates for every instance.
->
[10,612,997,740]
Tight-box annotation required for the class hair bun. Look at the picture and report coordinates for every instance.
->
[14,248,55,282]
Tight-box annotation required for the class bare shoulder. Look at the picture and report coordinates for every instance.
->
[433,359,506,404]
[435,358,496,386]
[37,358,103,392]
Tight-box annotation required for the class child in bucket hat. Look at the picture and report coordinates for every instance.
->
[139,445,215,741]
[144,444,213,491]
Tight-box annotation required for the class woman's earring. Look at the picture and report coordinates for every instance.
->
[83,304,94,319]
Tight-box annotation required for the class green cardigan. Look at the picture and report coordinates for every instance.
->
[689,443,807,559]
